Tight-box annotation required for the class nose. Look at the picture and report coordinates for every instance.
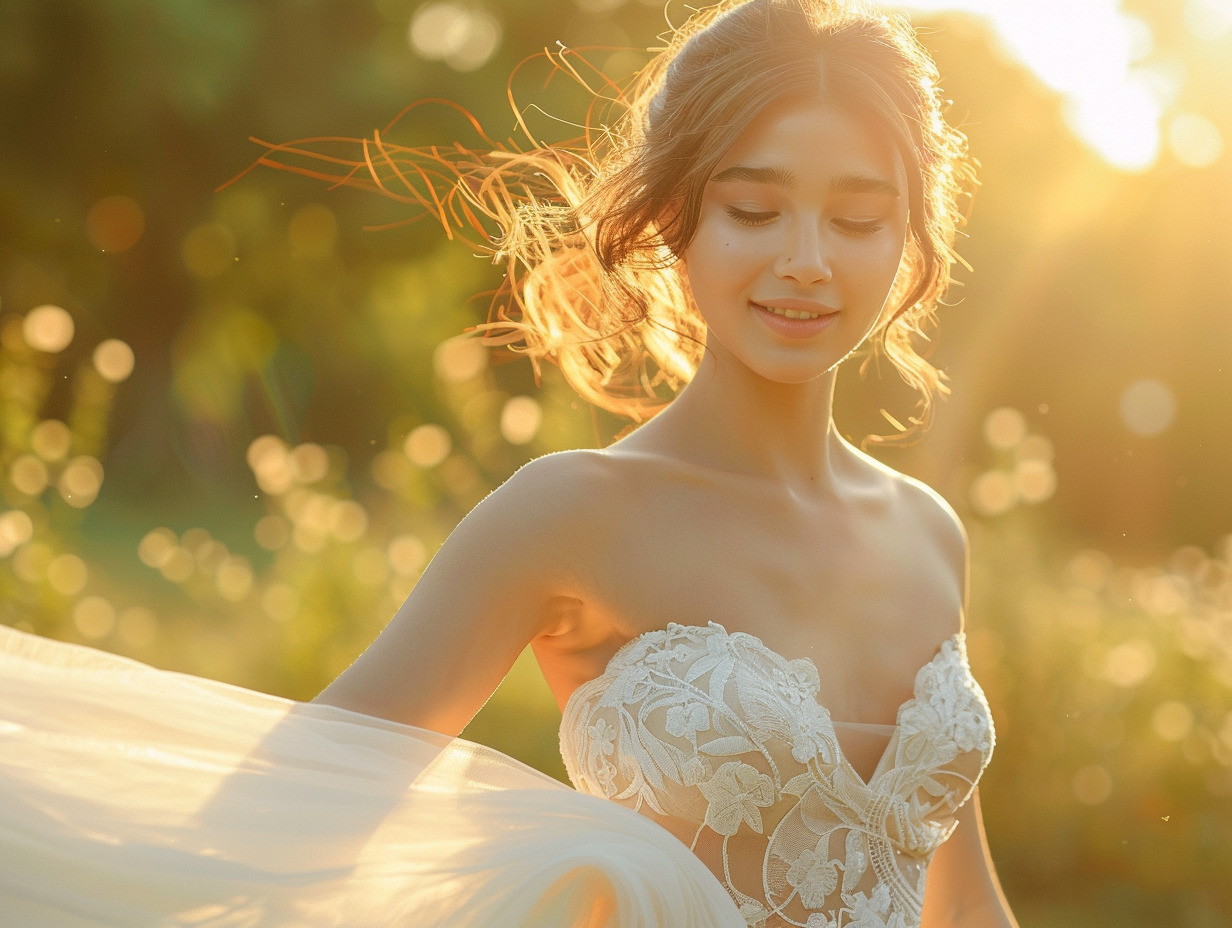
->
[773,220,832,284]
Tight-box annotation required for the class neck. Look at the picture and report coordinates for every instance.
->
[630,350,848,493]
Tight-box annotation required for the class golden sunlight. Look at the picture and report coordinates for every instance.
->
[894,0,1177,170]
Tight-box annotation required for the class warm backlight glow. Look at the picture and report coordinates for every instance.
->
[1185,0,1232,39]
[1168,112,1225,168]
[894,0,1182,171]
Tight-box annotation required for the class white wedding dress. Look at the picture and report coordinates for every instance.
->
[0,620,993,928]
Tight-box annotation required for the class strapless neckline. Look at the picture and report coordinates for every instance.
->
[559,620,994,928]
[563,621,961,784]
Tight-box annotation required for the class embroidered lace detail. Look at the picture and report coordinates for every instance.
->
[560,623,995,928]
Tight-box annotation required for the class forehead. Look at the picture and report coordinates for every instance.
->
[712,99,905,189]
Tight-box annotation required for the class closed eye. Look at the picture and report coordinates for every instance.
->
[724,206,778,227]
[833,218,884,237]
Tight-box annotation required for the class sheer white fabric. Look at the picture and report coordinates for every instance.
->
[560,623,995,928]
[0,626,743,928]
[0,619,994,928]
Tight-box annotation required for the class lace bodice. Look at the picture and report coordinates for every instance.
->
[560,622,995,928]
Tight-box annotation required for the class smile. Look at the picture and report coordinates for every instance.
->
[759,304,823,320]
[750,301,839,340]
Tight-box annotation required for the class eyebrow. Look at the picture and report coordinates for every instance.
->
[709,165,900,198]
[710,164,798,187]
[830,172,901,197]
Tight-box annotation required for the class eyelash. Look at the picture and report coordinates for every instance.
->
[724,207,776,227]
[723,207,884,237]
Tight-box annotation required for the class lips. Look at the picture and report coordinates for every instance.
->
[751,300,839,339]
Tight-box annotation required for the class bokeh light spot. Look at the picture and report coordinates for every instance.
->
[404,424,452,468]
[287,204,338,259]
[983,407,1028,450]
[1167,112,1224,168]
[388,534,427,576]
[215,556,254,602]
[0,510,34,557]
[1014,434,1054,463]
[138,528,178,568]
[371,449,413,489]
[159,547,195,583]
[10,454,49,496]
[1143,574,1188,616]
[59,456,104,508]
[1104,638,1157,687]
[181,222,237,279]
[47,553,88,596]
[329,499,369,542]
[290,443,330,485]
[13,542,53,584]
[1120,379,1176,436]
[434,336,488,383]
[73,596,116,639]
[500,395,543,445]
[31,419,71,461]
[1012,459,1057,505]
[408,1,502,72]
[93,339,136,383]
[1073,765,1113,805]
[248,435,293,495]
[969,470,1016,517]
[23,305,74,353]
[1153,700,1195,741]
[86,195,145,253]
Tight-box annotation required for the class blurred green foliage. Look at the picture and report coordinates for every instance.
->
[1,1,1230,924]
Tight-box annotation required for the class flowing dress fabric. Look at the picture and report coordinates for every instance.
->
[0,626,744,928]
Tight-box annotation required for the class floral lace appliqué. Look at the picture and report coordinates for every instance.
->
[560,623,995,928]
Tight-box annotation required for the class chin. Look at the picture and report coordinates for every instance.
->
[755,361,842,385]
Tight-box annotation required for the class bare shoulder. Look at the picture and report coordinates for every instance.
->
[491,448,630,527]
[844,444,969,613]
[464,449,636,575]
[895,471,968,567]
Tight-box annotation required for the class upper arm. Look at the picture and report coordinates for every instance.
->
[313,451,601,736]
[920,789,1019,928]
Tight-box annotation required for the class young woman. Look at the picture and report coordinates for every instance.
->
[0,1,1018,926]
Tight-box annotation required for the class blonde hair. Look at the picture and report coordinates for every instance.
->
[236,0,975,436]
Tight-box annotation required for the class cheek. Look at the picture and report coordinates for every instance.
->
[856,236,907,284]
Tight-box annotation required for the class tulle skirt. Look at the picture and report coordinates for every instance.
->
[0,626,743,928]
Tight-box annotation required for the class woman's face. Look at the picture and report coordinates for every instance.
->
[681,98,909,385]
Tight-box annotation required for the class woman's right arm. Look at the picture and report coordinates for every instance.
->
[312,451,597,736]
